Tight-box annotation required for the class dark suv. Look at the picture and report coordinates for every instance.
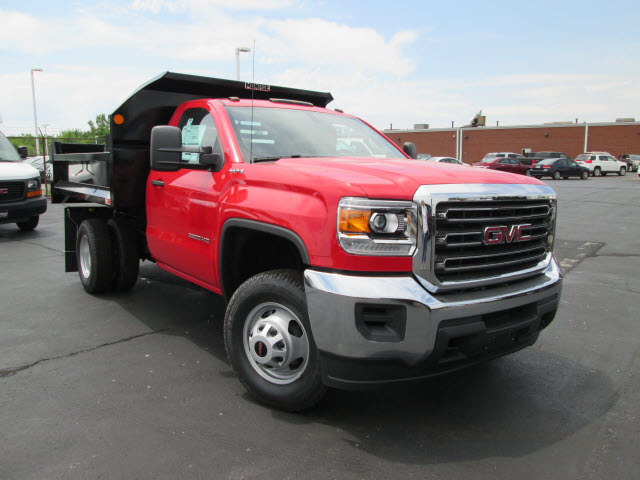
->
[531,158,589,180]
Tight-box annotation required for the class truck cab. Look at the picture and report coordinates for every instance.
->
[0,131,46,230]
[52,72,562,411]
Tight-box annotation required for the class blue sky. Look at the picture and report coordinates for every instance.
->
[1,0,639,136]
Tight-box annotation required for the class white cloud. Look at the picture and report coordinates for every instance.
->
[130,0,294,13]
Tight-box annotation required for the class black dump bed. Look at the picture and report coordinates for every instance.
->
[52,71,333,215]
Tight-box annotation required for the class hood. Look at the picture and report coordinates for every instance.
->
[272,157,544,200]
[0,162,40,180]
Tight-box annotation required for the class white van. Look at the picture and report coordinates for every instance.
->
[0,132,47,230]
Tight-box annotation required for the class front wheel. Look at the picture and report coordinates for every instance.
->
[224,270,326,411]
[593,167,601,177]
[619,167,626,176]
[16,215,39,231]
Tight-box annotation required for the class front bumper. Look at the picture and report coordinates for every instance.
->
[0,197,47,224]
[304,258,562,389]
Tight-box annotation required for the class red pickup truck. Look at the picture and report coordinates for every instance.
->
[52,72,562,411]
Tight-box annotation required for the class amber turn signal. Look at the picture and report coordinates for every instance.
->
[27,189,42,197]
[339,209,371,233]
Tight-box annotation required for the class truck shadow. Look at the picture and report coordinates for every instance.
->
[285,351,616,464]
[109,263,615,466]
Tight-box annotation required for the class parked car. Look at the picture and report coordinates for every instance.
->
[618,154,640,172]
[417,153,431,160]
[531,158,589,180]
[473,157,532,176]
[480,152,527,163]
[0,132,47,230]
[575,153,628,176]
[522,151,572,166]
[426,156,466,165]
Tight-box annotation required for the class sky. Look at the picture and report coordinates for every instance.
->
[1,0,639,136]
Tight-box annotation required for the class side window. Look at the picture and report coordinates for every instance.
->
[498,159,509,164]
[590,156,596,161]
[177,108,223,165]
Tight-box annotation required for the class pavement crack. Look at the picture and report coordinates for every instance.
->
[0,329,168,379]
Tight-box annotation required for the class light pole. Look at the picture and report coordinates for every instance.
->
[235,47,251,81]
[31,68,43,155]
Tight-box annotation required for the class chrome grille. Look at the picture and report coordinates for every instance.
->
[434,200,553,283]
[0,181,25,203]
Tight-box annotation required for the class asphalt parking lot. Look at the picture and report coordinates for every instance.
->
[1,175,639,479]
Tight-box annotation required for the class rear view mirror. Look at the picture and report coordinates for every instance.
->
[18,146,28,159]
[403,142,417,159]
[150,126,182,171]
[150,126,225,172]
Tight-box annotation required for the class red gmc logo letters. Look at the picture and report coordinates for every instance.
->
[483,224,532,245]
[0,188,8,194]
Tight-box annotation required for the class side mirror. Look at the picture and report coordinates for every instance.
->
[150,126,225,172]
[403,142,417,159]
[18,146,28,159]
[150,126,182,172]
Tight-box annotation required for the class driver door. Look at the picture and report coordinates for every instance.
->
[146,105,225,286]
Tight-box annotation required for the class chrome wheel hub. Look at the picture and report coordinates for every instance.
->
[243,303,309,385]
[79,235,91,279]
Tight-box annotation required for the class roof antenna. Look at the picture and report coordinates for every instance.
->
[249,40,256,163]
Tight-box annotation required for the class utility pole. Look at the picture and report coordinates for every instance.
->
[31,68,43,155]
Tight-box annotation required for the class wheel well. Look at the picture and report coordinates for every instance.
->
[220,225,306,301]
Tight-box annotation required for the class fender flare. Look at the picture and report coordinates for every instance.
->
[218,218,310,298]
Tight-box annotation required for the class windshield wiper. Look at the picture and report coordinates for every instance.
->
[252,154,303,164]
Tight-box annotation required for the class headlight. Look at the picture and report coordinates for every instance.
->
[26,177,42,197]
[337,197,417,256]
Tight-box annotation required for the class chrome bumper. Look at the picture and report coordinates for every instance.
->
[304,257,562,367]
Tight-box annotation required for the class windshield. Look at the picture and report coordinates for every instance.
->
[538,159,559,165]
[225,106,405,162]
[0,133,20,162]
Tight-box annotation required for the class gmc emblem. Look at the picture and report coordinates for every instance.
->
[483,224,532,245]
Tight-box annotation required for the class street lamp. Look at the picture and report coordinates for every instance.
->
[31,68,43,155]
[235,47,251,81]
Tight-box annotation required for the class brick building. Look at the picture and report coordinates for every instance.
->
[383,122,640,164]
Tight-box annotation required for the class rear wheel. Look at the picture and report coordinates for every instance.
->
[593,167,601,177]
[525,169,532,176]
[16,215,39,231]
[77,219,113,294]
[552,171,561,180]
[619,167,626,176]
[581,170,589,180]
[224,269,326,411]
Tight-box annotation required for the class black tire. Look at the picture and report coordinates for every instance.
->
[552,171,561,180]
[76,219,113,294]
[619,167,626,176]
[224,269,326,411]
[107,217,139,292]
[593,167,601,177]
[525,169,532,176]
[581,170,589,180]
[16,215,39,231]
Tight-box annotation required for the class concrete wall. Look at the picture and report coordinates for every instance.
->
[384,123,640,164]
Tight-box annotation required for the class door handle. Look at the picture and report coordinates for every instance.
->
[151,180,165,187]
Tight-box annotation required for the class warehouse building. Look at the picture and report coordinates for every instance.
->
[383,121,640,164]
